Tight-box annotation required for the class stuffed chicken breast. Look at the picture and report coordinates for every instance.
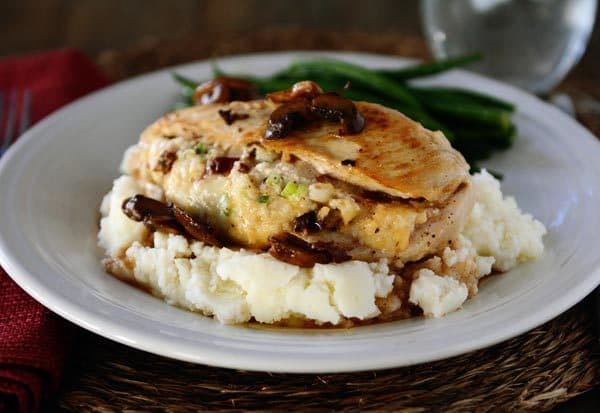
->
[98,80,545,326]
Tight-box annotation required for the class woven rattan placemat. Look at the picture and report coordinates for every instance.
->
[58,29,600,412]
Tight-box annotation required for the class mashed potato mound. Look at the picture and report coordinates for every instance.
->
[99,176,395,324]
[98,170,546,324]
[126,232,394,324]
[463,170,547,272]
[409,269,469,317]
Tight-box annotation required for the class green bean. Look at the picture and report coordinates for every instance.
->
[254,78,304,94]
[172,73,199,90]
[255,75,459,138]
[419,100,512,130]
[378,53,481,80]
[344,93,455,140]
[301,80,455,139]
[257,75,355,95]
[294,63,493,139]
[409,86,515,112]
[174,67,520,148]
[454,141,495,163]
[453,124,516,148]
[389,105,456,141]
[174,72,454,139]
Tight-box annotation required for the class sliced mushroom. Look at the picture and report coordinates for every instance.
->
[268,233,330,267]
[169,204,222,247]
[311,92,365,134]
[264,84,365,139]
[314,241,351,263]
[267,80,323,103]
[268,233,350,268]
[122,195,181,233]
[122,195,223,246]
[122,195,169,222]
[264,100,313,140]
[142,215,183,234]
[193,77,259,105]
[194,79,229,104]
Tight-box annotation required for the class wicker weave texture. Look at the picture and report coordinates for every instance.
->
[57,303,599,412]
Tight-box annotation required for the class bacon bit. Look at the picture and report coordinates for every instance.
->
[218,109,249,125]
[153,151,177,174]
[193,77,259,105]
[268,233,350,268]
[206,157,239,175]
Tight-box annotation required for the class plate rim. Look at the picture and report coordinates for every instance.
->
[0,50,599,373]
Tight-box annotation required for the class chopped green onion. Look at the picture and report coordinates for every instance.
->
[194,142,207,155]
[280,181,308,201]
[266,174,284,188]
[258,194,269,203]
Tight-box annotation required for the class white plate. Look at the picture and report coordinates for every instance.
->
[0,52,599,373]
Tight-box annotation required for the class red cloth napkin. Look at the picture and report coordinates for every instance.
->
[0,48,110,413]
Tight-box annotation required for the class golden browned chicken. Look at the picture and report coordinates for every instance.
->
[122,81,474,269]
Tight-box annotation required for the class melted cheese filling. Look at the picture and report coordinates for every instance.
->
[123,139,431,257]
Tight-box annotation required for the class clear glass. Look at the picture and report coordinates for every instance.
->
[421,0,597,94]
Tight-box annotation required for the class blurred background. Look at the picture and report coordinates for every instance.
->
[0,0,595,75]
[1,1,597,91]
[1,0,425,56]
[2,0,597,129]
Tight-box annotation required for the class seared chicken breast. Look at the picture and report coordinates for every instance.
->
[99,79,546,326]
[123,91,473,268]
